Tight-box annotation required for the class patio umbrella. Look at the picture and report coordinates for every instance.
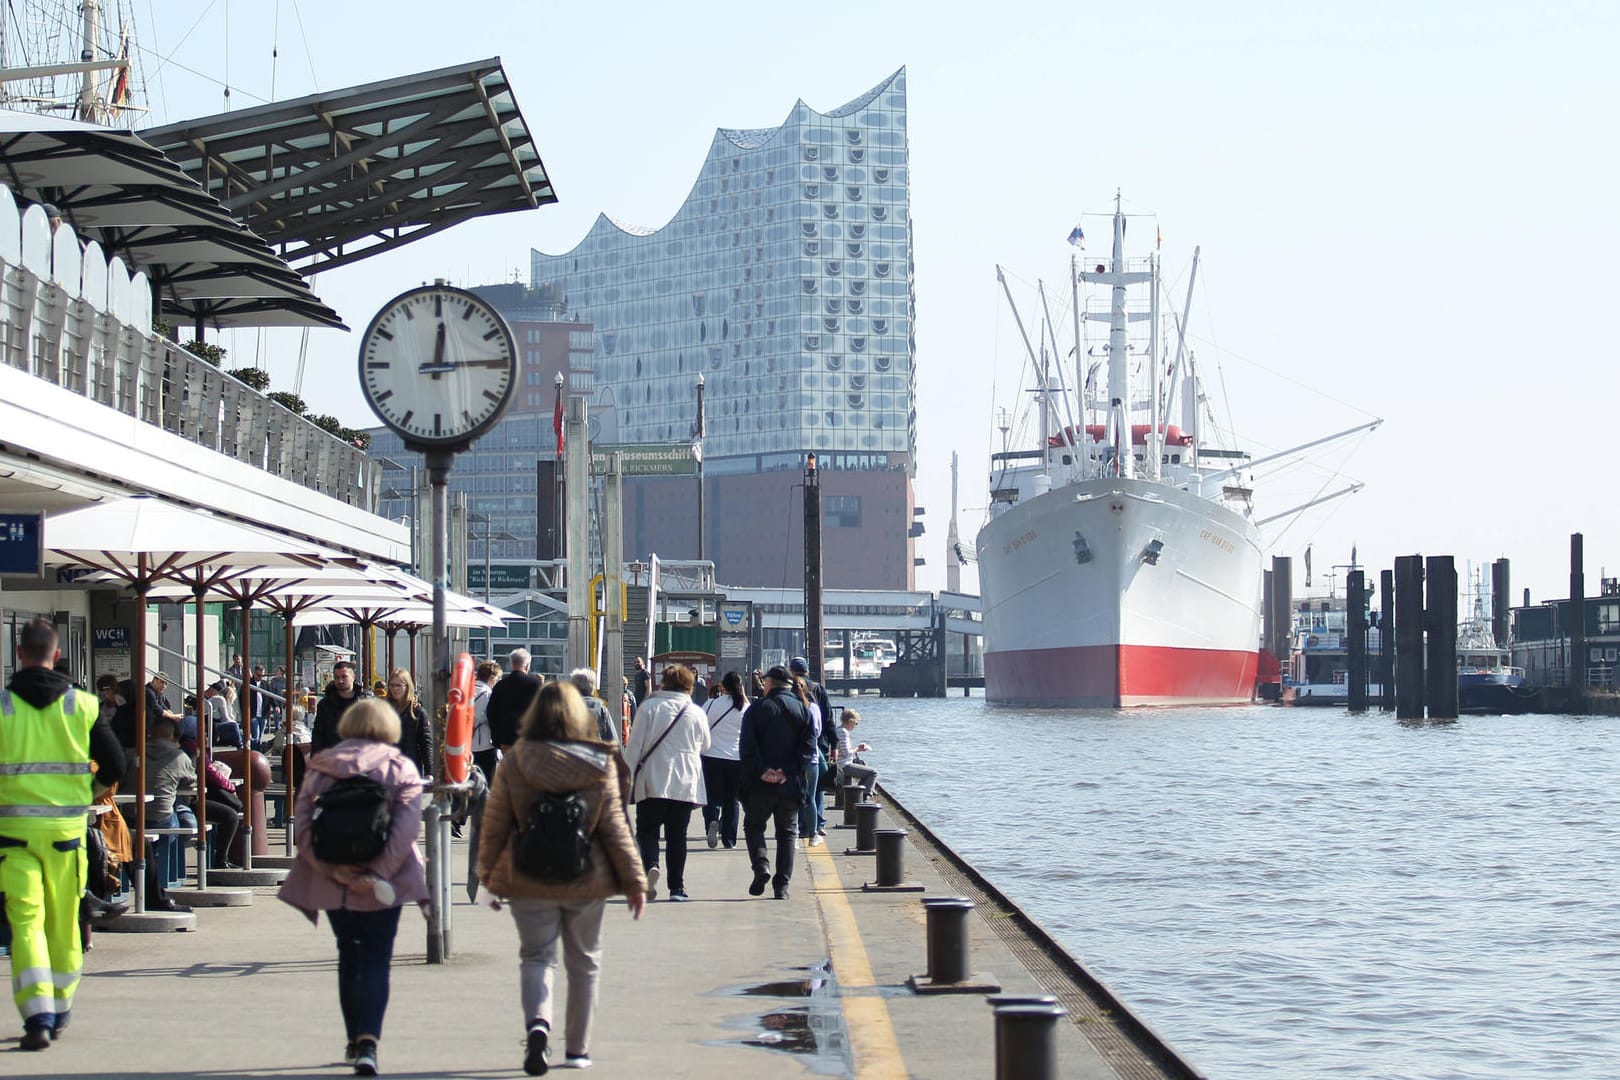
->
[140,565,416,863]
[44,495,326,912]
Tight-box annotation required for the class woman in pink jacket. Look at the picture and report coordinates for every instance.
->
[278,699,428,1077]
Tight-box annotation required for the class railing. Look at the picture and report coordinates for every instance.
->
[0,187,376,508]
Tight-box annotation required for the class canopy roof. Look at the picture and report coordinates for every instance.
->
[0,111,345,330]
[141,58,556,276]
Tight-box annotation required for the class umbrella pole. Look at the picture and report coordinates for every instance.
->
[239,601,255,871]
[193,584,210,890]
[407,628,419,685]
[131,572,150,914]
[386,629,395,681]
[283,612,296,857]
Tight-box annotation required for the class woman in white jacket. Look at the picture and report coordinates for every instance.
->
[622,665,709,902]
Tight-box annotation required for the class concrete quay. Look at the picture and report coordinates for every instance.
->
[8,795,1197,1079]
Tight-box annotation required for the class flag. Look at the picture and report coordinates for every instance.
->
[110,39,131,114]
[1156,225,1163,250]
[1304,544,1313,588]
[1066,225,1085,248]
[552,380,564,458]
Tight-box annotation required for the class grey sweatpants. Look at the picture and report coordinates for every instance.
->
[508,896,606,1057]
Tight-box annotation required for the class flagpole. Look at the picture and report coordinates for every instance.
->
[552,372,564,562]
[695,373,706,563]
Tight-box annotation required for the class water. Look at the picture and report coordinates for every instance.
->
[844,696,1620,1079]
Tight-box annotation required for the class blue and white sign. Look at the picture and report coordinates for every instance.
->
[0,513,43,578]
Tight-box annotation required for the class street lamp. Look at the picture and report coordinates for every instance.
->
[695,372,706,563]
[468,511,520,603]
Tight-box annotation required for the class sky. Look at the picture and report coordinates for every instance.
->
[130,0,1620,606]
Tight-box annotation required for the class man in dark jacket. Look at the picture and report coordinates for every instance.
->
[309,660,367,754]
[738,665,813,900]
[487,648,543,751]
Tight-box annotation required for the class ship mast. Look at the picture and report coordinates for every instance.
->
[946,451,962,594]
[1106,196,1130,477]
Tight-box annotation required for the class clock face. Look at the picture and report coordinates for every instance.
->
[358,285,517,449]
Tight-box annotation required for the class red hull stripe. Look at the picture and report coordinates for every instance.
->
[986,644,1259,707]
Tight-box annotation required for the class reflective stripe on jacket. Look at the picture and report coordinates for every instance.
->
[0,687,97,830]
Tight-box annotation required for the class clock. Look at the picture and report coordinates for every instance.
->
[357,284,518,451]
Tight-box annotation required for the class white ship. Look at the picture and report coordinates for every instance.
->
[976,199,1264,706]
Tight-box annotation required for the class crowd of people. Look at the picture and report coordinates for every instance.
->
[2,628,880,1076]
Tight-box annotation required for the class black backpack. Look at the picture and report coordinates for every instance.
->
[512,790,593,882]
[310,775,393,865]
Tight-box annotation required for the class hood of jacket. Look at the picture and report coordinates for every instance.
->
[508,737,615,790]
[7,665,73,710]
[309,737,410,780]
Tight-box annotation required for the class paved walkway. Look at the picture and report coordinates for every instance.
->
[6,800,1126,1079]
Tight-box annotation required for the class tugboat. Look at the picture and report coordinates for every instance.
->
[1457,592,1540,713]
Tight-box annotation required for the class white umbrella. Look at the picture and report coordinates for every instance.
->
[44,495,328,911]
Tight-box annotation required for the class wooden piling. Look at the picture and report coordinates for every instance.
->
[1347,569,1368,713]
[1394,556,1425,719]
[1425,555,1458,719]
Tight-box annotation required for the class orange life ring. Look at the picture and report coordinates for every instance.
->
[443,652,475,784]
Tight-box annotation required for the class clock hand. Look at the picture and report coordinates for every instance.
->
[429,322,447,380]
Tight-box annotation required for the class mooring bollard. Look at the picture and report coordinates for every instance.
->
[874,828,906,886]
[921,896,968,976]
[928,898,974,983]
[840,781,864,827]
[987,995,1060,1071]
[853,801,880,851]
[994,1001,1067,1080]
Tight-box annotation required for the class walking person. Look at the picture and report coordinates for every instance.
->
[568,668,620,745]
[278,699,428,1076]
[488,648,543,752]
[739,665,813,900]
[311,660,368,754]
[0,619,125,1049]
[477,681,647,1075]
[700,672,748,850]
[622,665,709,902]
[382,669,434,780]
[790,674,825,846]
[789,656,834,842]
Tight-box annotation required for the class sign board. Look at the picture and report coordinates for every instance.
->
[468,564,533,593]
[0,512,43,577]
[717,600,752,665]
[590,443,696,476]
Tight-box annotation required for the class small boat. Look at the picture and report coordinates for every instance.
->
[1456,591,1539,714]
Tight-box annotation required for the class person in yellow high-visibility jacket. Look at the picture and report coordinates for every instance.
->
[0,619,124,1051]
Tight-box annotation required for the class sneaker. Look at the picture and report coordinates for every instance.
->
[808,835,823,847]
[564,1054,592,1069]
[645,866,660,902]
[706,821,720,848]
[668,890,689,902]
[20,1026,51,1051]
[817,825,827,836]
[353,1040,378,1076]
[524,1026,549,1076]
[344,1041,359,1066]
[749,868,770,896]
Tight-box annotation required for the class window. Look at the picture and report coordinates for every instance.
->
[825,495,862,527]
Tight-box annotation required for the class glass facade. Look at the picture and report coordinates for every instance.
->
[529,68,915,469]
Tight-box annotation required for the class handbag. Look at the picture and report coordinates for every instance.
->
[818,747,841,793]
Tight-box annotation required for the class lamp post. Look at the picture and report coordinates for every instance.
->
[695,372,706,562]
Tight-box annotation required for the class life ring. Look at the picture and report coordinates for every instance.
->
[443,652,475,784]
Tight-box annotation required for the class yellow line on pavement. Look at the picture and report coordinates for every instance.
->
[807,842,910,1080]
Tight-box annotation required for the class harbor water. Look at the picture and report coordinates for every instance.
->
[846,695,1620,1078]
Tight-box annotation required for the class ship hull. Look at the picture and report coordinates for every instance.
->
[976,477,1263,707]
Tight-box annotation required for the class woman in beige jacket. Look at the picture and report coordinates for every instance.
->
[478,681,647,1076]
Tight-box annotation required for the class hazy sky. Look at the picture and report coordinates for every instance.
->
[138,1,1619,606]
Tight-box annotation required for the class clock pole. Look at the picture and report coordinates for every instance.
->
[424,448,453,963]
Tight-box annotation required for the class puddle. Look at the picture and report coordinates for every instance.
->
[712,960,854,1076]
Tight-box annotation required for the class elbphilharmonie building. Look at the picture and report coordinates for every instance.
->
[528,68,919,588]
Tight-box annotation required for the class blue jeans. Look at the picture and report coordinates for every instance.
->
[799,759,824,837]
[327,906,403,1042]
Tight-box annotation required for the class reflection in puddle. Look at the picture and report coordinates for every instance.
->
[715,960,853,1076]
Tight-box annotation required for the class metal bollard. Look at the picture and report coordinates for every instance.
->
[927,898,974,983]
[920,896,969,976]
[994,1002,1067,1080]
[874,828,906,886]
[853,801,880,851]
[840,781,864,827]
[987,995,1059,1070]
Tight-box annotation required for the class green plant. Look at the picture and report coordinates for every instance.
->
[267,391,307,415]
[181,339,227,366]
[227,366,271,392]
